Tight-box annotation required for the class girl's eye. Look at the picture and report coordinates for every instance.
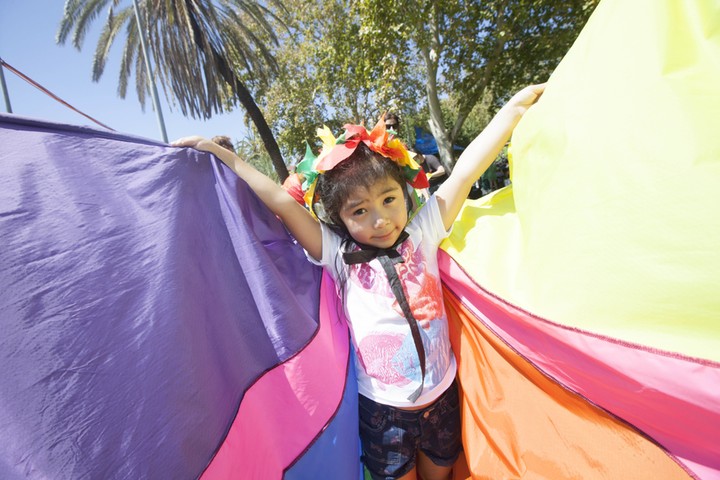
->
[384,196,396,205]
[353,208,366,216]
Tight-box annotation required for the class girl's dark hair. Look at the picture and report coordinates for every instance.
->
[314,143,408,237]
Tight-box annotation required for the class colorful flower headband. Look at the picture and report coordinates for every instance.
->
[295,117,429,215]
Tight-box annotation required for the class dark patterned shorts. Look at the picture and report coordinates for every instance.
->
[358,380,462,480]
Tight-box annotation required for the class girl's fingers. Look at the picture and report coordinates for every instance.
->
[171,137,193,147]
[170,136,205,148]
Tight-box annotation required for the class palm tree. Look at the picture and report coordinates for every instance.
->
[57,0,289,181]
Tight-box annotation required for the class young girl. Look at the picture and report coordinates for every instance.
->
[173,84,545,480]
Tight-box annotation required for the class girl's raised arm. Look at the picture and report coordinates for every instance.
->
[172,136,323,261]
[435,83,545,230]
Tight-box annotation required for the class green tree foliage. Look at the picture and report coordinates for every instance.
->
[56,0,291,180]
[259,0,426,159]
[360,0,599,169]
[234,135,279,183]
[263,0,597,167]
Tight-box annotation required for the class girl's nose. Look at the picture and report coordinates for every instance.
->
[373,213,386,228]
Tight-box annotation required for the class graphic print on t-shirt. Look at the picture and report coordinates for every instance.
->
[358,320,447,387]
[350,239,444,386]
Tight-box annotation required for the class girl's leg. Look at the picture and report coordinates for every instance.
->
[415,380,461,480]
[396,466,418,480]
[416,451,452,480]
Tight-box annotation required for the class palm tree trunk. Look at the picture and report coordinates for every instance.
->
[231,78,289,182]
[209,49,288,182]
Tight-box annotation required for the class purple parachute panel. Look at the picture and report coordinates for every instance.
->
[0,114,359,479]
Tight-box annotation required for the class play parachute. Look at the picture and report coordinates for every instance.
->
[1,0,718,478]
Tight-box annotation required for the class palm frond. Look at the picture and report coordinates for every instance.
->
[56,0,88,44]
[68,0,113,49]
[92,7,132,81]
[134,45,148,108]
[55,0,290,178]
[117,17,139,99]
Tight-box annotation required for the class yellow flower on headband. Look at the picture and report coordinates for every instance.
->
[316,126,336,150]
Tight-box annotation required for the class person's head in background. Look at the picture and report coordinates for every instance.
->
[384,112,401,135]
[211,135,234,152]
[408,147,426,165]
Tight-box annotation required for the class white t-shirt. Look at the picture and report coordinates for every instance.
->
[312,196,457,407]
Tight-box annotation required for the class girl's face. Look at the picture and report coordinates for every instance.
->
[338,176,408,248]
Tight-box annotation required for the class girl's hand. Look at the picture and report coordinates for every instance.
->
[170,136,216,152]
[506,83,546,115]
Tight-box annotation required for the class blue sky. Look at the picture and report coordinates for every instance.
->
[0,2,249,144]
